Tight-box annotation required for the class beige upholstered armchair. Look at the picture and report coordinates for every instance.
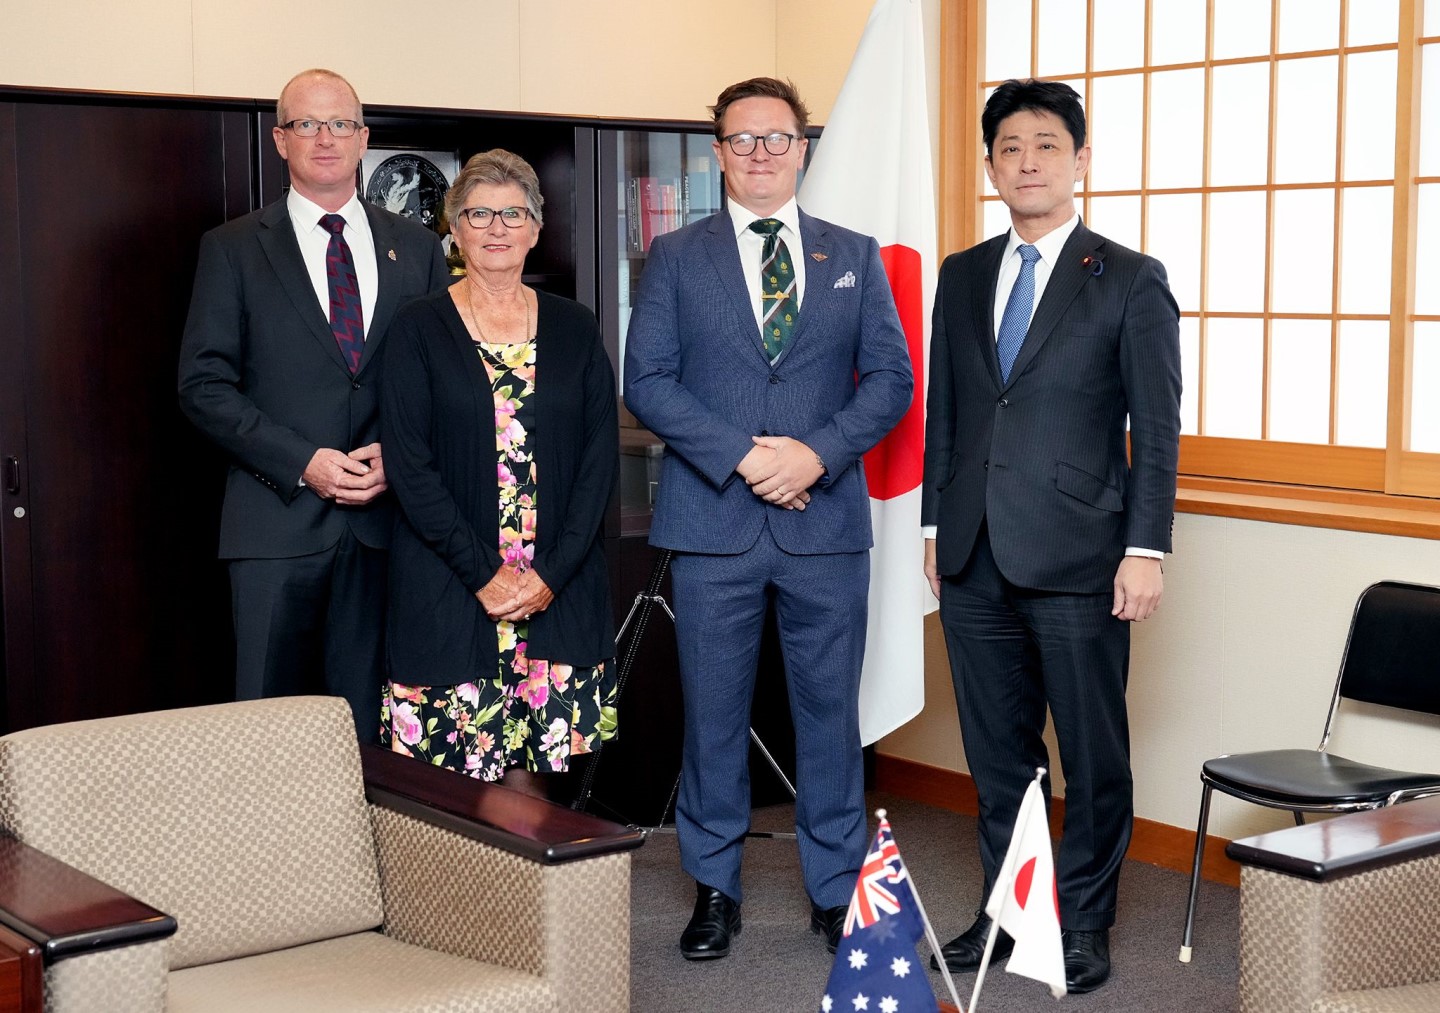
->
[0,696,643,1013]
[1228,794,1440,1013]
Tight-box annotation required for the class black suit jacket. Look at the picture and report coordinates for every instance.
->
[178,197,450,559]
[921,223,1182,592]
[380,290,618,683]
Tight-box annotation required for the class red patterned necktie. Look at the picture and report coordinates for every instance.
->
[320,213,365,373]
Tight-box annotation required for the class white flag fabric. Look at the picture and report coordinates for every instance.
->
[983,779,1066,998]
[798,0,935,746]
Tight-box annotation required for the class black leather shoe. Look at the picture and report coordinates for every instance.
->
[929,912,1013,972]
[1062,928,1111,993]
[680,883,741,960]
[809,902,847,953]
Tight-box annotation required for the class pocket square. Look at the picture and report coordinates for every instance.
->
[833,271,856,289]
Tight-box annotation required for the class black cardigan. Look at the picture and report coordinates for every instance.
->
[380,288,618,685]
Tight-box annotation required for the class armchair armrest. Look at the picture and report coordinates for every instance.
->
[1227,794,1440,880]
[1228,797,1440,1013]
[361,746,643,1013]
[0,835,175,964]
[359,744,645,862]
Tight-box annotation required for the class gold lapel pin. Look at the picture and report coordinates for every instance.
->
[388,249,397,261]
[810,252,828,262]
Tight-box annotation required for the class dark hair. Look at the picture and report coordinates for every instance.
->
[981,79,1086,156]
[709,77,810,139]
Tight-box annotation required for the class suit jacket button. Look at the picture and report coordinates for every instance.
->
[998,398,1009,408]
[983,460,989,469]
[769,375,779,384]
[760,430,770,437]
[351,381,361,390]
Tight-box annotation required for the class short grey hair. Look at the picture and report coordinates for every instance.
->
[276,69,364,125]
[444,149,545,228]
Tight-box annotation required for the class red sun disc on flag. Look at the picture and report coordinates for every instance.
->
[864,244,925,501]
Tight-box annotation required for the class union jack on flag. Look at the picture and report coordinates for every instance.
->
[844,815,908,935]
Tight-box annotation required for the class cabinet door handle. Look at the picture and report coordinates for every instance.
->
[4,456,18,495]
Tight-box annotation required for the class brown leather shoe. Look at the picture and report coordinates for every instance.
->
[1062,928,1110,993]
[809,902,847,953]
[680,883,742,960]
[929,912,1013,972]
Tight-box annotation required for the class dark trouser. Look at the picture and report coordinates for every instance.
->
[669,525,869,909]
[228,527,387,745]
[938,524,1132,931]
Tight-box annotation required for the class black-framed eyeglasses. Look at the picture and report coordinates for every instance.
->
[719,132,800,156]
[280,118,362,138]
[457,206,532,229]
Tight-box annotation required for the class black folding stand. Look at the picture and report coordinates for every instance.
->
[573,548,797,840]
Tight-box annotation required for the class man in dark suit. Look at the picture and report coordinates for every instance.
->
[178,69,449,744]
[624,77,912,961]
[921,79,1181,993]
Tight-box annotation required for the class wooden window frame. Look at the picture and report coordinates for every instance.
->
[938,0,1440,538]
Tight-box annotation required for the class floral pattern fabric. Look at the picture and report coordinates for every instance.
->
[381,336,617,779]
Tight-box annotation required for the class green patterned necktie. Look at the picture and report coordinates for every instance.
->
[749,218,799,363]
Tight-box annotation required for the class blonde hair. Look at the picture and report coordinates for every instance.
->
[276,69,364,125]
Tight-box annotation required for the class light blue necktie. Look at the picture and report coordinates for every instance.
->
[996,243,1040,383]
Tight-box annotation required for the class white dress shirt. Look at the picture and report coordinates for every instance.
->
[728,197,806,329]
[286,188,379,338]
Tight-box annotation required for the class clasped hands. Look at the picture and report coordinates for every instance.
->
[303,443,387,505]
[736,435,823,510]
[476,564,554,623]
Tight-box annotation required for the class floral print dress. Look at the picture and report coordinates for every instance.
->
[381,336,617,779]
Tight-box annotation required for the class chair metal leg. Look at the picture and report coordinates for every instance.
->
[1293,811,1306,826]
[1179,782,1214,963]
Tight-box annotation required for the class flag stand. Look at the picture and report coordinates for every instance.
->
[573,548,798,841]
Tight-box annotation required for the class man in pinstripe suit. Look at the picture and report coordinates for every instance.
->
[625,77,912,961]
[921,79,1182,994]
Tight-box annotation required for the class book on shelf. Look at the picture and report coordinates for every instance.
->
[629,176,686,252]
[625,177,642,253]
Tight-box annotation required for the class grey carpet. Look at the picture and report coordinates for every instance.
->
[629,791,1239,1012]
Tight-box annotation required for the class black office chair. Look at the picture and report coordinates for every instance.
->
[1178,579,1440,963]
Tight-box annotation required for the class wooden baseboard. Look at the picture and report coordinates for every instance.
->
[875,755,1240,888]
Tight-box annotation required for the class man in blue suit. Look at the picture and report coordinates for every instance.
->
[922,79,1181,993]
[625,77,912,961]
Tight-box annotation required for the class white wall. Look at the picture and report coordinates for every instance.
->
[0,0,900,125]
[880,512,1440,840]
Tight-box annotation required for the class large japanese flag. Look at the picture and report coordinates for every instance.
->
[799,0,935,746]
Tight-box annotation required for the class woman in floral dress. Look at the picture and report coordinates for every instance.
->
[379,149,618,796]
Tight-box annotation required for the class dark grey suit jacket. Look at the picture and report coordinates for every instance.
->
[178,197,449,560]
[921,223,1182,592]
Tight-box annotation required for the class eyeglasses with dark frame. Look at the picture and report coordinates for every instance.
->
[457,206,533,229]
[719,132,801,156]
[279,118,363,138]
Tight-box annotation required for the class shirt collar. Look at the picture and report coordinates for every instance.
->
[287,187,367,233]
[728,197,802,241]
[1003,212,1080,265]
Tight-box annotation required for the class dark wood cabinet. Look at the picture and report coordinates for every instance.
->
[0,96,252,731]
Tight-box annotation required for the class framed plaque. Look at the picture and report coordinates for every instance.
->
[361,148,460,234]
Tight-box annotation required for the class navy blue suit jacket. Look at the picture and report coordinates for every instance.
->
[624,209,913,554]
[921,224,1182,592]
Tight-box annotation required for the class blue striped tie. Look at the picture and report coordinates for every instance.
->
[997,243,1040,383]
